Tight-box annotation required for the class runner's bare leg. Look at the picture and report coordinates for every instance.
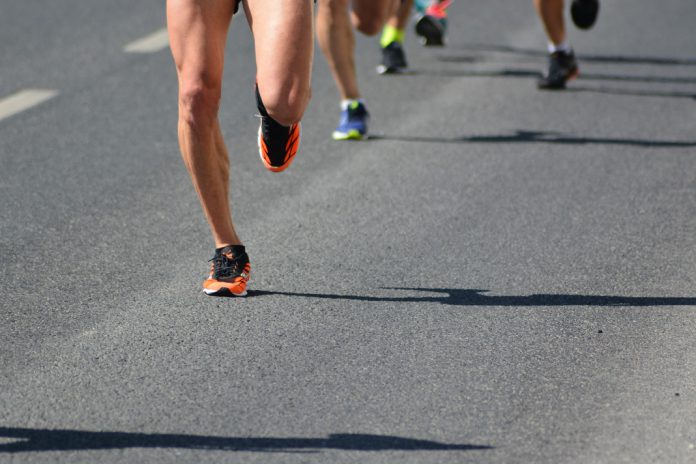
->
[167,0,239,248]
[317,0,397,100]
[168,0,313,249]
[387,0,413,30]
[534,0,566,45]
[243,0,314,126]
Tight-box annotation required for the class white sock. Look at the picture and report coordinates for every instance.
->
[548,41,571,54]
[340,98,365,110]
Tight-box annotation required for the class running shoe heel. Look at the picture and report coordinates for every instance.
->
[256,84,301,172]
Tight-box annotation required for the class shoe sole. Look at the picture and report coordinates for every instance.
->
[203,279,249,297]
[258,122,301,173]
[332,129,365,141]
[377,64,407,75]
[415,16,445,46]
[203,287,248,297]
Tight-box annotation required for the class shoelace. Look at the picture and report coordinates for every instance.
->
[209,253,243,278]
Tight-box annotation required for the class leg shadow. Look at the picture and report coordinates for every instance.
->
[450,43,696,67]
[0,428,491,454]
[566,85,696,101]
[248,288,696,307]
[369,129,696,149]
[408,67,696,85]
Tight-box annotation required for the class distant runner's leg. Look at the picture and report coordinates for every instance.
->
[317,0,396,140]
[317,0,360,101]
[534,0,579,89]
[351,0,399,35]
[534,0,566,46]
[378,0,412,74]
[387,0,413,33]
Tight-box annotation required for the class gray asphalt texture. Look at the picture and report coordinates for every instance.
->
[2,0,696,462]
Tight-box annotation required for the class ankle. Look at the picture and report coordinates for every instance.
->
[548,41,572,54]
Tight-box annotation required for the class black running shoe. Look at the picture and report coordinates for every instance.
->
[256,84,301,173]
[415,1,450,46]
[203,245,251,296]
[377,41,408,74]
[415,15,445,46]
[537,50,579,90]
[571,0,600,30]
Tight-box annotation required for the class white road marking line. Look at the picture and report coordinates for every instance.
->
[0,89,58,122]
[0,437,29,445]
[124,28,169,53]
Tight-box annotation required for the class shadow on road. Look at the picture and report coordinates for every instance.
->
[369,129,696,148]
[566,86,696,101]
[446,43,696,66]
[247,288,696,307]
[0,428,490,454]
[409,67,696,85]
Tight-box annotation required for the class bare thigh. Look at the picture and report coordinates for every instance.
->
[351,0,397,35]
[167,0,236,115]
[244,0,314,124]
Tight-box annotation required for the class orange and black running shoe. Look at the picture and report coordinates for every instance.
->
[256,85,301,173]
[203,245,251,297]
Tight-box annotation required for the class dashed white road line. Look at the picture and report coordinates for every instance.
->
[124,28,169,53]
[0,89,58,122]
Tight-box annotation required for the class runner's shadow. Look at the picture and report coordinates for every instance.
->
[408,67,696,85]
[407,68,542,79]
[0,428,490,454]
[369,129,696,148]
[566,86,696,101]
[248,288,696,307]
[449,43,696,66]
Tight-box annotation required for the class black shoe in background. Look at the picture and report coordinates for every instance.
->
[537,50,579,90]
[415,15,445,46]
[571,0,600,30]
[377,41,408,74]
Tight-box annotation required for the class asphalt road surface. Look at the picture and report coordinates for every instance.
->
[2,0,696,462]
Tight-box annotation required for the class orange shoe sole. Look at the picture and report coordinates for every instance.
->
[203,279,248,297]
[258,122,301,173]
[203,265,250,297]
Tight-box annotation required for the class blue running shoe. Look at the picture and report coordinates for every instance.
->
[332,101,369,140]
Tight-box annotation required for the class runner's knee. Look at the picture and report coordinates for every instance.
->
[353,16,383,36]
[178,77,222,127]
[259,85,311,126]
